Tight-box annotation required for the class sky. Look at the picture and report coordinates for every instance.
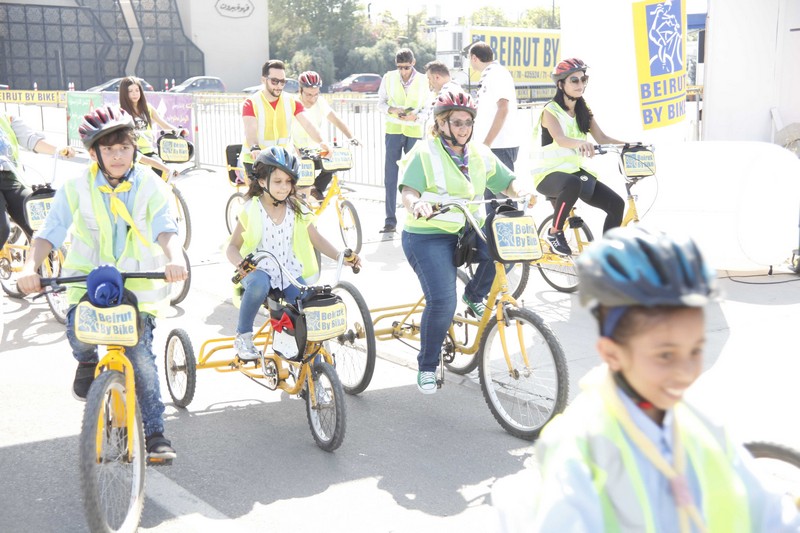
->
[363,0,556,24]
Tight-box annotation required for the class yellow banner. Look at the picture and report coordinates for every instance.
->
[298,159,316,187]
[74,302,140,347]
[492,216,543,262]
[469,28,560,84]
[632,0,687,129]
[305,301,347,341]
[0,90,66,105]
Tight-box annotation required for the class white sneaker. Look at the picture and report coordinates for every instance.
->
[417,371,437,394]
[234,332,260,361]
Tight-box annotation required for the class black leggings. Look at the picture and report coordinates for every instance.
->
[536,170,624,234]
[0,170,32,248]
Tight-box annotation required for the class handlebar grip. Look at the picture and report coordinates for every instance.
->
[343,248,360,274]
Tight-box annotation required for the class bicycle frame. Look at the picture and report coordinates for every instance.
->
[93,347,139,463]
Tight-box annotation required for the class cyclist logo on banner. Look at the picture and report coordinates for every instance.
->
[647,0,683,75]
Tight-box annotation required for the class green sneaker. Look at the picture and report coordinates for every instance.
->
[462,294,486,317]
[417,371,437,394]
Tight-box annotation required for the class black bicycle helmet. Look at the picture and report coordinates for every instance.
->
[552,58,589,83]
[78,105,135,150]
[298,71,322,88]
[577,226,716,310]
[253,146,299,182]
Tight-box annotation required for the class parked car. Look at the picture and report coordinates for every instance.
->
[330,73,382,93]
[241,78,299,94]
[86,77,155,92]
[168,76,226,94]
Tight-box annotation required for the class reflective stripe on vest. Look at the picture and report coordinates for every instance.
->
[384,72,428,138]
[538,372,752,533]
[0,115,21,164]
[62,165,170,315]
[242,92,296,163]
[401,138,490,234]
[531,101,588,186]
[237,198,318,282]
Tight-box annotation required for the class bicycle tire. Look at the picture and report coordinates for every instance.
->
[466,262,531,302]
[338,199,363,254]
[165,328,197,407]
[744,441,800,499]
[172,187,192,250]
[169,248,191,306]
[478,307,569,440]
[444,269,480,375]
[41,246,68,324]
[536,215,594,293]
[225,192,246,234]
[80,370,146,533]
[329,281,376,394]
[305,360,347,452]
[0,224,30,298]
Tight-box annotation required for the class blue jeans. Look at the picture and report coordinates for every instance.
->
[238,269,303,334]
[484,147,519,217]
[401,231,495,372]
[66,306,165,438]
[384,133,419,227]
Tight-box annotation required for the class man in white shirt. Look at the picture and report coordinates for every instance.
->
[470,41,520,215]
[292,71,359,200]
[424,60,462,123]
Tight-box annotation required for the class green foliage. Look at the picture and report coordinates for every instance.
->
[519,7,560,29]
[470,7,510,27]
[289,47,335,86]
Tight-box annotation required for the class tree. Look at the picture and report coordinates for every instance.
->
[289,46,335,86]
[519,7,561,29]
[470,7,510,27]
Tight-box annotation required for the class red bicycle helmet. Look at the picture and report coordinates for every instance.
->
[78,105,134,149]
[552,58,589,83]
[433,90,477,118]
[298,71,322,88]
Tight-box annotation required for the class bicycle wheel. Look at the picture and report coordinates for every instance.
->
[466,262,531,301]
[338,200,363,254]
[0,224,29,298]
[172,187,192,250]
[40,246,69,324]
[328,281,376,394]
[305,360,346,452]
[444,269,480,375]
[165,328,197,407]
[168,248,191,306]
[80,370,146,533]
[745,441,800,498]
[225,192,246,234]
[536,215,594,293]
[478,307,569,440]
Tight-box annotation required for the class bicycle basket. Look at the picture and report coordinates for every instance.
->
[268,297,306,361]
[620,145,656,178]
[298,158,316,188]
[485,205,543,264]
[157,132,194,163]
[23,185,56,231]
[320,147,353,172]
[298,287,347,342]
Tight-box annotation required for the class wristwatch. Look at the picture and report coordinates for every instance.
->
[249,144,261,153]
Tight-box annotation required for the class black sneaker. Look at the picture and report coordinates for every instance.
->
[379,224,396,234]
[72,362,97,401]
[546,230,572,256]
[146,433,177,464]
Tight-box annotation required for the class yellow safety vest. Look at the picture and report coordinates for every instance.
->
[0,115,21,164]
[133,103,157,154]
[61,164,170,316]
[384,71,429,138]
[399,138,493,234]
[241,92,297,164]
[531,101,597,187]
[537,370,751,533]
[237,198,318,281]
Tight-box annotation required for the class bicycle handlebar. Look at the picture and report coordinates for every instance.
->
[35,271,166,298]
[233,248,359,286]
[592,142,654,154]
[426,197,531,243]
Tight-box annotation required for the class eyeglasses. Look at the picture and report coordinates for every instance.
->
[568,75,589,85]
[396,65,412,71]
[448,119,474,129]
[267,77,287,86]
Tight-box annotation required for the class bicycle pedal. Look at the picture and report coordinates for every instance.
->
[147,457,174,466]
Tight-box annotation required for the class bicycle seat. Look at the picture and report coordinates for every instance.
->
[225,144,243,184]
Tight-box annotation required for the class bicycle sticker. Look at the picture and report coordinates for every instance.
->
[491,216,543,262]
[321,147,353,171]
[622,149,656,177]
[159,138,191,163]
[74,301,140,346]
[298,159,315,187]
[25,197,53,231]
[304,301,347,341]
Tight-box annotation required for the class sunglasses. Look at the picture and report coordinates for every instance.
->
[448,119,474,129]
[267,77,287,86]
[396,65,412,71]
[568,75,589,85]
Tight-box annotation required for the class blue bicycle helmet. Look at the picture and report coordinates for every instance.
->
[253,146,299,183]
[577,226,716,310]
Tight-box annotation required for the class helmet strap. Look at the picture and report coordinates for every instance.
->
[613,371,656,411]
[438,128,472,149]
[261,168,286,206]
[95,147,133,184]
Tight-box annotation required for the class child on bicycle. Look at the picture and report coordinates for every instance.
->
[226,146,361,361]
[529,226,799,531]
[0,112,75,248]
[17,105,187,462]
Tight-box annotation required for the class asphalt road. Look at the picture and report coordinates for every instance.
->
[2,154,799,532]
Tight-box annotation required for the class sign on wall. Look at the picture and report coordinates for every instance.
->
[632,0,687,129]
[469,29,561,84]
[66,92,104,146]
